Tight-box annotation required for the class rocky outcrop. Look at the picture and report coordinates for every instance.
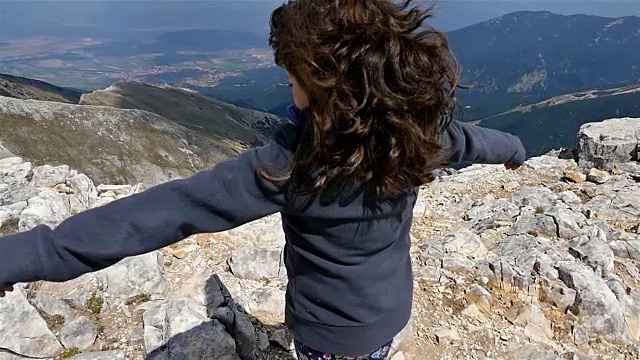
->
[577,117,640,169]
[0,157,256,360]
[0,96,240,187]
[1,119,639,360]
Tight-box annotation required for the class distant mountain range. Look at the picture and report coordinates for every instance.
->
[202,10,640,157]
[2,10,639,172]
[207,11,640,118]
[0,74,285,186]
[451,10,640,118]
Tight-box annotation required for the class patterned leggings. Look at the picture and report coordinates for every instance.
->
[294,340,392,360]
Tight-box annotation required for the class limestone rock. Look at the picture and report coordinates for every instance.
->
[228,245,285,280]
[205,275,256,360]
[143,299,240,360]
[224,223,285,248]
[524,155,576,171]
[578,118,640,169]
[615,161,640,173]
[0,157,37,206]
[474,259,531,292]
[30,291,76,322]
[440,255,476,273]
[586,168,610,184]
[563,170,587,184]
[420,229,487,267]
[508,344,561,360]
[464,284,492,313]
[59,316,98,350]
[557,261,633,344]
[246,286,286,319]
[18,188,70,231]
[584,184,640,222]
[170,271,224,309]
[609,239,640,261]
[0,289,63,358]
[269,329,294,351]
[32,164,70,188]
[568,235,614,277]
[143,274,254,360]
[256,332,269,351]
[434,328,461,344]
[67,173,99,212]
[513,304,554,344]
[543,286,577,313]
[0,201,26,235]
[96,184,135,197]
[97,251,169,307]
[414,265,445,286]
[606,279,640,342]
[68,350,126,360]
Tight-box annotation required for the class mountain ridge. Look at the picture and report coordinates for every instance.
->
[477,83,640,156]
[0,95,240,187]
[0,73,82,103]
[450,10,640,102]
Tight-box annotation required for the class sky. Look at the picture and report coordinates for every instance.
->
[0,0,638,39]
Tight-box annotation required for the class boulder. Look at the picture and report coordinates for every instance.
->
[577,118,640,169]
[0,157,37,206]
[556,261,633,344]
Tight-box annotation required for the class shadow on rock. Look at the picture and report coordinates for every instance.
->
[144,273,295,360]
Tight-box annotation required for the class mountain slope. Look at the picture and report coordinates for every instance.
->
[0,73,82,103]
[450,11,640,117]
[450,11,640,94]
[203,11,640,121]
[478,84,640,156]
[80,82,286,148]
[0,96,239,186]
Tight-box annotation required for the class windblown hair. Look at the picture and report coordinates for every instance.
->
[264,0,461,198]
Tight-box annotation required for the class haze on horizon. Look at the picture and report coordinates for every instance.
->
[0,0,639,41]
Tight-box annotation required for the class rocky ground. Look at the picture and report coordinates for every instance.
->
[0,118,639,360]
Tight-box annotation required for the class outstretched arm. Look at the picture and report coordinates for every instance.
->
[440,120,526,166]
[0,128,295,290]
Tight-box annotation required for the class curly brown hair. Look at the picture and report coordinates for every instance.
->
[264,0,461,199]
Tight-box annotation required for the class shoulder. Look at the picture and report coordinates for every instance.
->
[270,122,304,154]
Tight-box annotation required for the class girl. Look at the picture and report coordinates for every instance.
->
[0,0,525,359]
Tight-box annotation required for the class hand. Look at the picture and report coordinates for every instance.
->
[505,163,520,170]
[0,285,14,298]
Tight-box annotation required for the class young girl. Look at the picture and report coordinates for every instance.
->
[0,0,525,359]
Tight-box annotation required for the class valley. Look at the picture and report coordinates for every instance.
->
[2,6,640,171]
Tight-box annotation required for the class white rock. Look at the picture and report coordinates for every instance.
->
[578,118,640,169]
[97,251,169,307]
[59,316,98,350]
[18,188,70,231]
[0,289,63,358]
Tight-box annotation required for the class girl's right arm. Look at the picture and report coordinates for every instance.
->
[440,120,527,166]
[0,126,297,292]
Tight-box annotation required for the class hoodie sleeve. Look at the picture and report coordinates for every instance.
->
[0,129,294,288]
[440,120,527,165]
